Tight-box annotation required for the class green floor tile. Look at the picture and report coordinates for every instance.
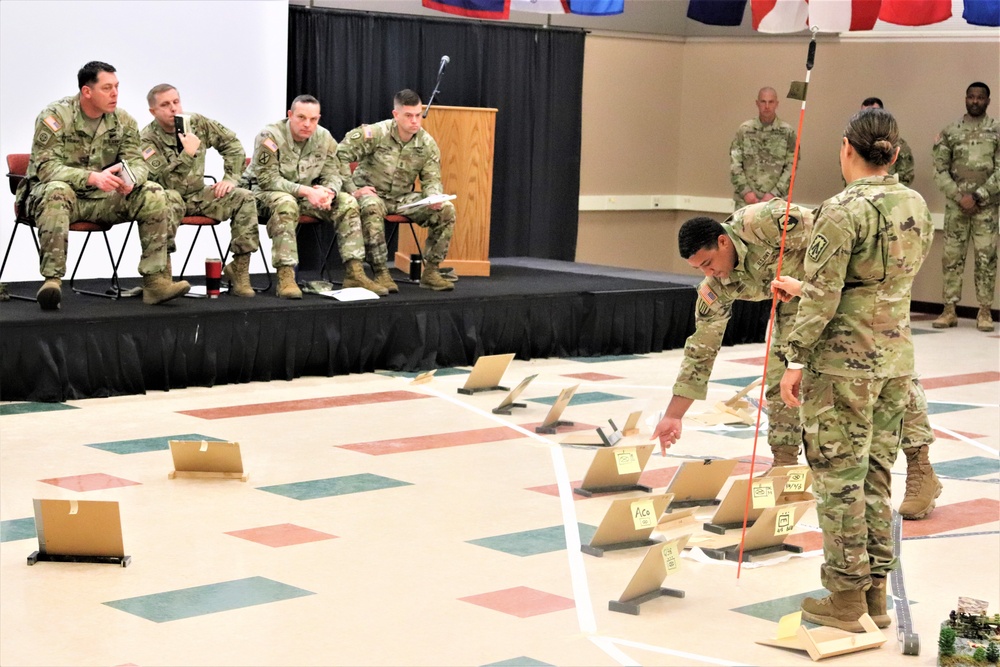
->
[528,391,629,406]
[712,375,762,388]
[566,354,644,363]
[258,473,412,500]
[0,402,78,416]
[0,517,36,543]
[927,402,980,415]
[933,456,1000,479]
[376,367,470,378]
[732,589,895,625]
[467,523,596,557]
[484,658,554,667]
[85,433,225,455]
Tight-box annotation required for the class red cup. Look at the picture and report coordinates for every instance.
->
[205,258,222,298]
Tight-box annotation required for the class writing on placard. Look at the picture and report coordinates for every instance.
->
[774,507,795,535]
[630,499,657,530]
[661,541,681,575]
[784,468,808,493]
[614,447,640,475]
[751,479,775,509]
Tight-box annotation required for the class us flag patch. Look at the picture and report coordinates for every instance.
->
[43,116,61,132]
[698,283,718,305]
[263,138,278,153]
[142,146,157,160]
[363,125,373,139]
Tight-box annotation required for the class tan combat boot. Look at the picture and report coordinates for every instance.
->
[342,259,388,296]
[770,445,800,468]
[977,306,995,332]
[420,261,454,291]
[36,278,62,311]
[866,576,891,629]
[899,445,943,520]
[223,254,254,298]
[371,264,399,294]
[801,589,867,632]
[142,272,190,305]
[932,304,957,328]
[275,266,302,299]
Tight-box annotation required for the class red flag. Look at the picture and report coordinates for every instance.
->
[752,0,809,32]
[422,0,511,19]
[878,0,951,25]
[809,0,882,31]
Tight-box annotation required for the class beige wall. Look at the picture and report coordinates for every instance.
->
[577,34,1000,307]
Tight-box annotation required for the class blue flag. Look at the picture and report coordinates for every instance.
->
[687,0,748,26]
[963,0,1000,25]
[568,0,624,15]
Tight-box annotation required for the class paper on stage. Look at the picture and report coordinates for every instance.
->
[397,194,456,211]
[317,287,380,301]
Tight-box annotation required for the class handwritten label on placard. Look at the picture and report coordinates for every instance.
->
[774,507,795,535]
[661,541,681,575]
[751,479,775,509]
[630,499,657,530]
[784,468,808,493]
[614,447,640,475]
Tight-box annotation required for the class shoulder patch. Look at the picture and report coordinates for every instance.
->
[807,234,829,262]
[36,130,51,146]
[697,299,712,317]
[142,146,157,161]
[363,125,373,139]
[263,138,278,153]
[43,115,62,132]
[698,282,718,305]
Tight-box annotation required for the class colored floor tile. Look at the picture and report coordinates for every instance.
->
[103,576,314,623]
[467,524,597,557]
[732,589,894,624]
[927,402,981,415]
[340,426,525,455]
[528,391,630,406]
[730,357,767,366]
[933,457,1000,479]
[257,473,411,501]
[85,433,224,455]
[39,473,141,492]
[225,523,337,548]
[920,371,1000,390]
[0,402,79,416]
[560,372,623,382]
[566,355,644,363]
[934,428,985,441]
[484,658,553,667]
[376,367,470,378]
[711,375,761,388]
[710,425,768,440]
[0,517,35,543]
[911,328,941,335]
[902,498,1000,539]
[459,586,575,618]
[178,390,430,420]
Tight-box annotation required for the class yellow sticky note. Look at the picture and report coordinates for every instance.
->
[661,541,681,575]
[630,499,657,530]
[777,611,802,639]
[784,468,808,493]
[751,479,775,509]
[614,447,641,475]
[774,507,795,535]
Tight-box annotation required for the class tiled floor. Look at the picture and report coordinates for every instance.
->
[1,317,997,666]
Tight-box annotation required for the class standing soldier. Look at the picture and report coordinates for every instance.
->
[932,82,999,332]
[730,87,797,210]
[337,89,457,293]
[241,95,384,299]
[141,84,259,297]
[775,109,935,632]
[17,61,189,310]
[861,97,914,186]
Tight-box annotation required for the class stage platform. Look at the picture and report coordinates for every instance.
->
[0,258,769,403]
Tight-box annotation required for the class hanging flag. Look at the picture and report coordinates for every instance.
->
[422,0,511,19]
[878,0,951,25]
[963,0,1000,26]
[687,0,748,26]
[751,0,808,32]
[511,0,569,12]
[568,0,624,15]
[809,0,882,32]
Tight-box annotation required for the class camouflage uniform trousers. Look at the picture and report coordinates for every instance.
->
[27,180,177,278]
[255,191,364,268]
[800,371,909,592]
[164,187,260,256]
[356,193,455,266]
[901,378,933,450]
[765,301,801,462]
[940,201,998,307]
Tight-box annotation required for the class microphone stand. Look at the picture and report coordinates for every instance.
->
[423,60,448,119]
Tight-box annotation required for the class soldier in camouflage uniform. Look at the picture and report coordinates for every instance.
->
[141,84,259,297]
[931,82,999,332]
[861,98,914,186]
[654,201,940,519]
[775,109,935,633]
[17,61,189,310]
[241,95,383,299]
[730,87,797,209]
[337,89,456,292]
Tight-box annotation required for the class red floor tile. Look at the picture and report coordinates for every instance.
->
[340,426,525,455]
[934,428,985,441]
[178,391,430,420]
[731,356,767,365]
[783,531,824,553]
[38,473,141,492]
[920,372,1000,391]
[225,523,337,547]
[560,372,623,382]
[902,498,1000,538]
[459,586,575,618]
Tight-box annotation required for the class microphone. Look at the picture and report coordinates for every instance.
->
[438,55,450,75]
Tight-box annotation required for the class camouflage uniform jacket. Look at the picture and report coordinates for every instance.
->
[785,175,934,378]
[241,119,346,195]
[140,113,246,197]
[336,119,444,200]
[673,200,813,400]
[729,117,797,199]
[17,94,147,204]
[893,137,915,187]
[932,114,1000,205]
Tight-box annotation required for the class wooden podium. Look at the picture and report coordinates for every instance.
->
[395,105,497,277]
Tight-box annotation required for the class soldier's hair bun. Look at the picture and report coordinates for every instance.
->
[845,108,899,167]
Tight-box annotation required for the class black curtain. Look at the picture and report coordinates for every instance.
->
[287,6,584,260]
